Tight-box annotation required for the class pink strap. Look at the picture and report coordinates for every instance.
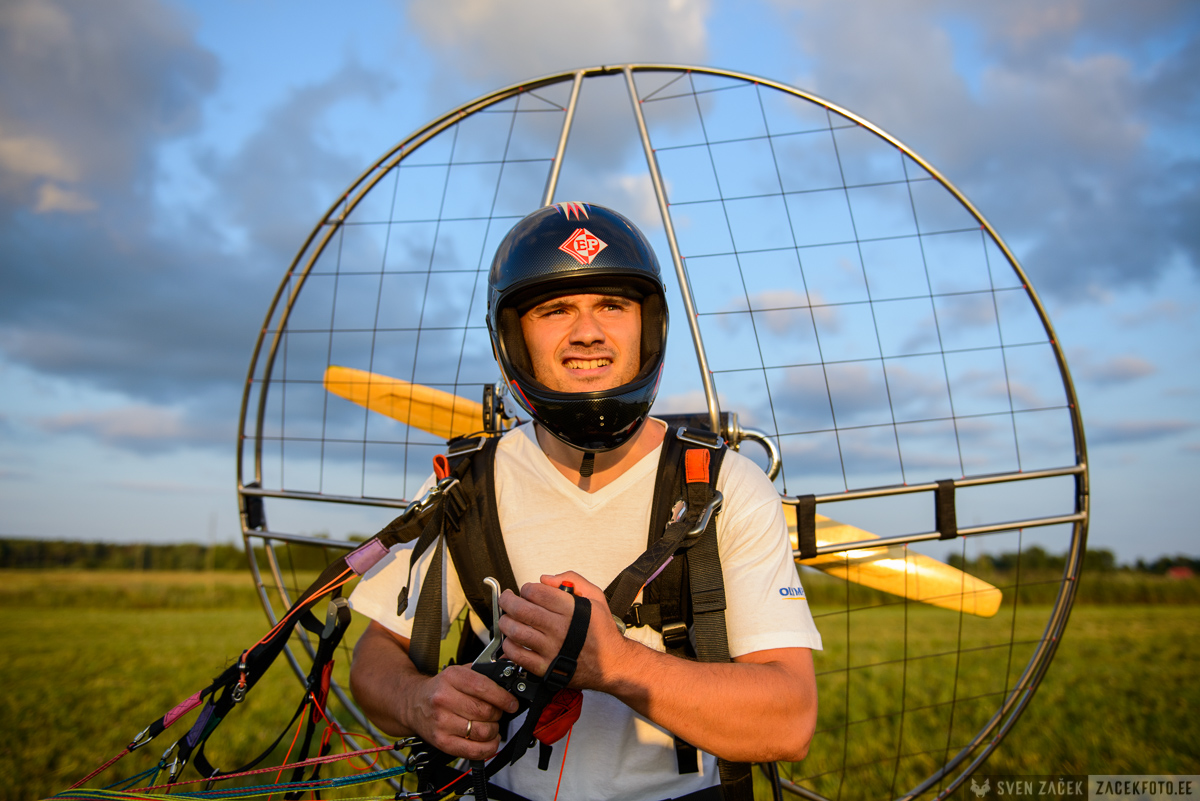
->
[346,539,388,575]
[163,691,203,728]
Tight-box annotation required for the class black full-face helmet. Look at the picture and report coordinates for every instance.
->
[487,202,668,452]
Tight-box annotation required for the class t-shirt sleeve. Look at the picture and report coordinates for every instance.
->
[347,475,466,640]
[716,451,823,656]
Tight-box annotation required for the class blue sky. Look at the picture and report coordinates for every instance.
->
[0,0,1197,564]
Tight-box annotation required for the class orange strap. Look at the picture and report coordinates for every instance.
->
[433,453,450,480]
[684,448,710,484]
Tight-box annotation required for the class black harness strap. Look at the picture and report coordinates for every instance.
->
[446,437,520,624]
[403,438,511,675]
[408,500,449,676]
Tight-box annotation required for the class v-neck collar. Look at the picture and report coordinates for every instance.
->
[508,422,663,510]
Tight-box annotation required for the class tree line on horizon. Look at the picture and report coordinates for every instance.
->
[1,538,1196,575]
[945,545,1199,576]
[0,536,366,572]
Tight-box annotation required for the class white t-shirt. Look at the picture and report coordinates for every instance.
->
[350,422,822,801]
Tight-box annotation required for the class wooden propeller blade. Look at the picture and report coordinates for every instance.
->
[323,365,505,441]
[324,364,1001,617]
[784,506,1002,617]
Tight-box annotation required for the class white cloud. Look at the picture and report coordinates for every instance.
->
[1117,299,1198,327]
[613,173,662,232]
[763,1,1198,295]
[34,182,95,213]
[0,0,217,213]
[1089,418,1194,445]
[1079,354,1156,385]
[0,127,78,182]
[652,389,710,415]
[40,405,187,442]
[35,403,227,451]
[407,0,711,86]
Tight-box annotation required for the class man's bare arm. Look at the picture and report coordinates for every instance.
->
[498,574,818,763]
[349,620,518,760]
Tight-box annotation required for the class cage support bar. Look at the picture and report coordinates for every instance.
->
[541,70,584,206]
[795,512,1087,559]
[239,485,410,509]
[787,464,1085,505]
[624,65,722,436]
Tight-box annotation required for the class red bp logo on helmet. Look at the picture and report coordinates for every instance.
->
[558,228,607,265]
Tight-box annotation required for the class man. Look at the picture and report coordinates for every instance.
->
[348,202,822,800]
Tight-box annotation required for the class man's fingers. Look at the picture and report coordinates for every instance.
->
[499,585,571,624]
[540,571,606,604]
[434,715,502,757]
[498,613,556,662]
[417,667,519,759]
[436,665,519,717]
[427,721,501,760]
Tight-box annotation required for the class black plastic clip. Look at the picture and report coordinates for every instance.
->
[795,494,818,560]
[241,484,265,530]
[662,621,689,649]
[936,480,958,540]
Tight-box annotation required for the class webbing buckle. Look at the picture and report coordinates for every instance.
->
[662,621,689,649]
[446,437,487,458]
[676,426,724,449]
[543,652,577,691]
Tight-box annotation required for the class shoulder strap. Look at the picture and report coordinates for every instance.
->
[635,426,727,655]
[407,435,516,674]
[639,428,754,800]
[410,434,518,671]
[444,436,519,629]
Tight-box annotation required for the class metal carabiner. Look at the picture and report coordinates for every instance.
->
[231,649,249,704]
[405,749,431,770]
[158,741,186,784]
[321,596,349,639]
[687,490,723,537]
[405,475,460,520]
[127,723,154,752]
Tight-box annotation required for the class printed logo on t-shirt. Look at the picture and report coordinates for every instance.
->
[778,586,807,599]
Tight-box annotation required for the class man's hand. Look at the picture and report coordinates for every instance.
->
[497,571,630,691]
[349,622,519,761]
[404,664,519,759]
[494,574,818,763]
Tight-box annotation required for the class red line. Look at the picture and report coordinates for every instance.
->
[68,747,129,789]
[553,726,574,801]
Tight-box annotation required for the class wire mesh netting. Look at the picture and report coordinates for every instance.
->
[234,66,1087,801]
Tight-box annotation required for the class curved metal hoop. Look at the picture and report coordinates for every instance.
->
[237,64,1088,800]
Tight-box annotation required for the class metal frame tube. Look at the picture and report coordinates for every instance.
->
[784,464,1085,505]
[541,70,584,206]
[623,66,722,435]
[799,511,1087,558]
[240,485,410,510]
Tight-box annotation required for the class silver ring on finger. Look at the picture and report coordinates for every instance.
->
[465,718,473,740]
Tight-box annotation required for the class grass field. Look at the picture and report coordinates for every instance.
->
[1,570,1197,801]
